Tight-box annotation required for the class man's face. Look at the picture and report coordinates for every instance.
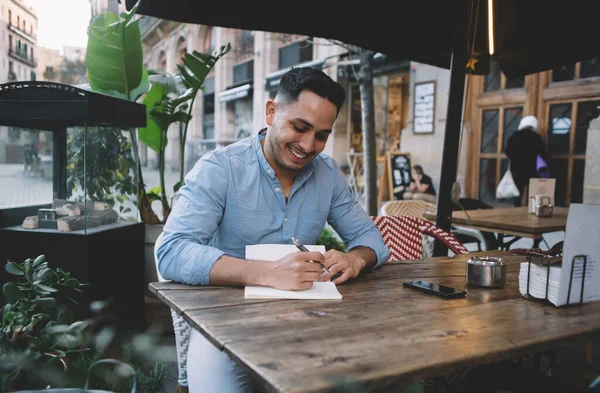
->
[263,90,337,174]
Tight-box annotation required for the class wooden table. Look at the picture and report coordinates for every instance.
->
[149,250,600,393]
[424,206,568,248]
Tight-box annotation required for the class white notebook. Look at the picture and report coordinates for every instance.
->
[244,244,342,300]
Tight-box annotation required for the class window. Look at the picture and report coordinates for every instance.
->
[176,36,186,65]
[483,58,525,92]
[580,58,600,79]
[278,39,313,70]
[235,30,254,62]
[552,64,576,82]
[233,60,253,85]
[157,51,166,71]
[8,9,11,25]
[203,27,214,54]
[547,100,598,206]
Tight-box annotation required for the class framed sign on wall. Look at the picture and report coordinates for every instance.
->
[413,81,435,134]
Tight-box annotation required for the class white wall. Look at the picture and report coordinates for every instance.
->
[400,62,469,200]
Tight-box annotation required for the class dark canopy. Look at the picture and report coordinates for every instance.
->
[125,0,600,78]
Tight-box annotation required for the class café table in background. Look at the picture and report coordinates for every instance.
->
[424,206,568,250]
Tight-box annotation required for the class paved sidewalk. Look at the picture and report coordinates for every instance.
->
[0,164,53,208]
[0,163,180,217]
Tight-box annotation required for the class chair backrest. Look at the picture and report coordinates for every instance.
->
[372,215,470,261]
[153,231,168,282]
[381,200,438,221]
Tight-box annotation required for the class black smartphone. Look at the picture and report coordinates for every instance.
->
[403,280,467,298]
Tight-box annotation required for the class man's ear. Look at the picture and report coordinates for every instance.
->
[265,100,276,126]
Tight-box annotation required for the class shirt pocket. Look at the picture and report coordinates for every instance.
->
[298,210,329,243]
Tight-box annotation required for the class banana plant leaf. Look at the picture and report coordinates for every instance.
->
[86,1,149,102]
[139,44,231,153]
[139,82,169,152]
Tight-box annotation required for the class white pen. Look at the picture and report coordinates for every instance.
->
[291,237,331,274]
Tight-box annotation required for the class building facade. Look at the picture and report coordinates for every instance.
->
[135,16,599,209]
[37,46,61,82]
[0,0,37,83]
[0,0,38,164]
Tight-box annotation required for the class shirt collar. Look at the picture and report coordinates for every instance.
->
[253,128,314,182]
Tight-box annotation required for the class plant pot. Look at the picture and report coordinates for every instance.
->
[144,223,164,295]
[144,223,173,332]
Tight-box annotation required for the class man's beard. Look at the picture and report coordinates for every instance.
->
[268,134,300,173]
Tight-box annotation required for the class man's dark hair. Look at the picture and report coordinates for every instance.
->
[413,165,424,175]
[275,66,346,115]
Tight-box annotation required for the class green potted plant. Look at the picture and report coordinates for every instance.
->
[66,126,137,218]
[138,43,230,224]
[85,0,231,291]
[86,0,230,225]
[0,255,167,393]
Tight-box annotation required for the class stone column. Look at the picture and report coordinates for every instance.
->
[584,115,600,204]
[252,31,266,132]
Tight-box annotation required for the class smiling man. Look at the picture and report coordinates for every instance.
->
[157,66,389,393]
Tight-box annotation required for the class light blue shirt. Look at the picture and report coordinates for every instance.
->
[157,131,390,285]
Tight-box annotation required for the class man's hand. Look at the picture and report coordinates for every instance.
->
[319,249,368,285]
[263,251,324,290]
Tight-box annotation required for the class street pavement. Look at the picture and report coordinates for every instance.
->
[0,163,180,219]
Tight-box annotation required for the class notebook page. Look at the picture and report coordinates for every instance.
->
[244,244,342,300]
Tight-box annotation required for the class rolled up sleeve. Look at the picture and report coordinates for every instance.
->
[327,164,390,268]
[156,152,229,285]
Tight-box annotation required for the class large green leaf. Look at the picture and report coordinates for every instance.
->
[86,0,149,101]
[139,82,169,152]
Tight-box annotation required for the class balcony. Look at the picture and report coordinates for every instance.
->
[8,48,37,67]
[8,21,37,43]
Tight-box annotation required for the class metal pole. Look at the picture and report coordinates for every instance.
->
[359,50,377,216]
[53,127,67,200]
[433,0,470,257]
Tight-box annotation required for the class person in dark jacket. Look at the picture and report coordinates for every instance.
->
[505,115,548,206]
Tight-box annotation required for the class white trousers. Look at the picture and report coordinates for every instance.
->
[187,328,252,393]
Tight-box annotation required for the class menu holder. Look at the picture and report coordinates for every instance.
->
[519,248,587,307]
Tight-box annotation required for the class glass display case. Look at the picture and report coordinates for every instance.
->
[0,81,146,233]
[0,81,147,329]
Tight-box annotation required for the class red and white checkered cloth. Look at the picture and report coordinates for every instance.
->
[372,215,470,262]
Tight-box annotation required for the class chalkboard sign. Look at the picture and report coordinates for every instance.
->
[387,152,412,200]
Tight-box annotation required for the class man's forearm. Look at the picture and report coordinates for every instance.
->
[209,255,269,286]
[348,246,377,270]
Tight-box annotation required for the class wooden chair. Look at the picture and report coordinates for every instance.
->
[371,215,470,261]
[154,232,190,393]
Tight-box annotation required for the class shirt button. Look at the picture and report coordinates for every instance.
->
[267,169,272,174]
[275,187,281,192]
[284,217,288,222]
